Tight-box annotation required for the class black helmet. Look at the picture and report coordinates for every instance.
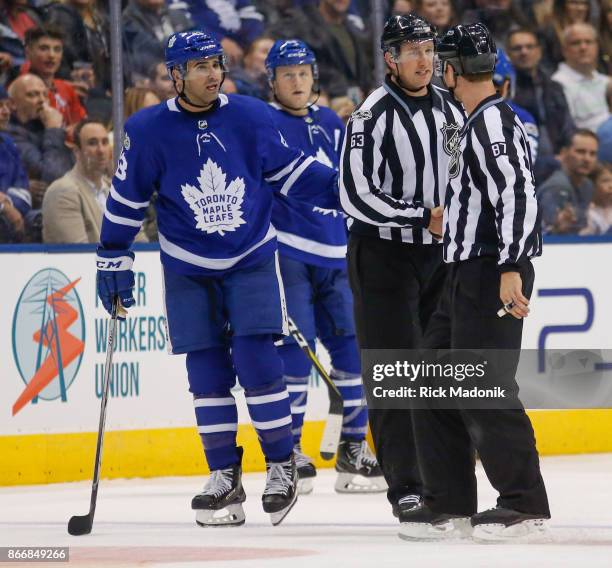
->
[437,23,496,76]
[380,14,436,53]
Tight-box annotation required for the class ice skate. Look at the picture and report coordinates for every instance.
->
[471,507,550,543]
[294,444,317,495]
[192,451,246,527]
[334,440,386,493]
[398,504,472,541]
[262,454,299,526]
[392,494,423,518]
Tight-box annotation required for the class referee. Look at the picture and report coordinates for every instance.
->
[339,14,464,518]
[401,24,550,542]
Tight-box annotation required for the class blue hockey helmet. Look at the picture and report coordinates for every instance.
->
[265,39,318,81]
[165,31,226,76]
[493,48,516,96]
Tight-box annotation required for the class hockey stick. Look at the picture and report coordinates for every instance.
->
[67,298,122,536]
[286,316,343,460]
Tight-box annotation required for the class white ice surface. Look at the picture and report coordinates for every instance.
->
[1,454,611,568]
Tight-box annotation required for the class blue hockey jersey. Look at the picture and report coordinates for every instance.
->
[269,103,347,268]
[100,94,338,275]
[508,101,539,164]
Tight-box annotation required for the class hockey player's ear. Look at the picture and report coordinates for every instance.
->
[170,66,184,84]
[383,50,396,68]
[442,62,456,89]
[500,78,510,99]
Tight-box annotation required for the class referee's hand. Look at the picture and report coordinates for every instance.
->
[428,206,443,239]
[500,272,530,319]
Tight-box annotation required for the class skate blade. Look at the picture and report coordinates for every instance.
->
[269,492,298,526]
[334,472,387,494]
[297,478,314,495]
[399,518,472,541]
[472,519,550,543]
[195,503,245,527]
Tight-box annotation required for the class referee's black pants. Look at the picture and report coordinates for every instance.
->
[414,256,550,517]
[347,233,447,506]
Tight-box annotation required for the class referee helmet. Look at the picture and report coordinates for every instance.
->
[381,14,436,59]
[437,23,496,76]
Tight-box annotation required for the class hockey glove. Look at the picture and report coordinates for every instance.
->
[96,247,135,319]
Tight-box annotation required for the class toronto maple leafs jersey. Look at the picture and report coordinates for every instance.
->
[100,94,339,276]
[269,103,347,268]
[508,101,539,163]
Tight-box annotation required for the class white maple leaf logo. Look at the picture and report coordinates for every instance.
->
[181,158,246,236]
[313,206,340,217]
[314,147,333,168]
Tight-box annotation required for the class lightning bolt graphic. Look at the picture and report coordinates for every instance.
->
[12,278,85,416]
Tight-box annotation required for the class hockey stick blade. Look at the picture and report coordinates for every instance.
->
[319,404,343,460]
[67,298,120,536]
[67,514,93,536]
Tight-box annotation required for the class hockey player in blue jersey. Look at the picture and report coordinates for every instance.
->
[95,32,341,527]
[493,48,539,163]
[265,40,385,495]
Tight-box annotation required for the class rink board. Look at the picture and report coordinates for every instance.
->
[1,239,612,485]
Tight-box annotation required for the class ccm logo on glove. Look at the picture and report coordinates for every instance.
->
[95,255,134,271]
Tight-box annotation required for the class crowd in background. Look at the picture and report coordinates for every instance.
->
[0,0,611,244]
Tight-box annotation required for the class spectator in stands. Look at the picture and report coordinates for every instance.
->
[524,0,555,27]
[1,0,41,86]
[597,115,612,163]
[391,0,414,15]
[221,75,238,93]
[23,26,87,126]
[599,0,612,75]
[2,0,41,41]
[540,0,592,73]
[43,119,147,243]
[538,129,598,234]
[493,48,540,163]
[184,0,264,66]
[508,27,576,182]
[414,0,456,34]
[45,0,111,91]
[7,74,73,205]
[124,86,160,120]
[123,0,182,76]
[330,94,355,123]
[581,162,612,234]
[461,0,529,49]
[231,35,273,99]
[147,61,174,101]
[552,22,611,132]
[267,0,372,100]
[0,84,28,242]
[120,87,161,241]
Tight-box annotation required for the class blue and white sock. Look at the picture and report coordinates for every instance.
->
[285,374,309,444]
[331,368,368,441]
[193,392,239,470]
[244,379,293,461]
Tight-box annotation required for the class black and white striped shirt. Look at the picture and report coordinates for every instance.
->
[443,95,542,269]
[339,76,465,244]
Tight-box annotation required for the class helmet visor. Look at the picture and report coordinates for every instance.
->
[178,55,227,80]
[391,40,435,63]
